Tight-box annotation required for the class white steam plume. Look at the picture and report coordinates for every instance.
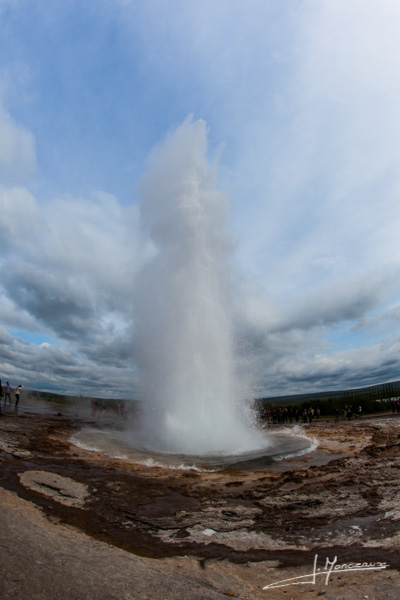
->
[133,117,265,455]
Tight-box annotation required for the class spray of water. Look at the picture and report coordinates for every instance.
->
[133,118,266,455]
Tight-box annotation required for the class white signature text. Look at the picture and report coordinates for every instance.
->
[263,554,388,590]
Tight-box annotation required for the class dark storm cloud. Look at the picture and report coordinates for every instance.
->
[3,263,97,340]
[0,325,135,398]
[0,184,150,396]
[273,273,396,334]
[79,328,134,368]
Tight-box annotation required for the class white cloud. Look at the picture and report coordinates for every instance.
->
[1,1,400,399]
[0,184,151,394]
[0,104,36,184]
[224,1,400,300]
[0,186,42,254]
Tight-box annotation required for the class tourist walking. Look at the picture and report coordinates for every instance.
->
[4,381,12,405]
[15,385,22,408]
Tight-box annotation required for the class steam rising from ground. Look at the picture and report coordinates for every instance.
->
[133,118,265,455]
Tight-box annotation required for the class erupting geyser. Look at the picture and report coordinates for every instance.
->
[133,117,266,456]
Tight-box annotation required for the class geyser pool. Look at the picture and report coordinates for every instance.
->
[71,426,315,471]
[132,117,268,456]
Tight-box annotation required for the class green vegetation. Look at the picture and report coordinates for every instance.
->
[28,389,131,412]
[257,380,400,417]
[29,389,85,407]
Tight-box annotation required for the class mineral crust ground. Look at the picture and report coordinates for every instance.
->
[1,402,400,599]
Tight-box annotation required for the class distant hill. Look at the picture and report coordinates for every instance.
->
[259,380,400,407]
[27,389,136,407]
[22,379,400,416]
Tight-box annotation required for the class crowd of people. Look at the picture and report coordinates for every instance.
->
[392,399,400,413]
[259,404,367,425]
[91,398,127,419]
[0,380,22,416]
[259,406,322,425]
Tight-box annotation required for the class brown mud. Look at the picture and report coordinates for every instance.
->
[1,407,400,599]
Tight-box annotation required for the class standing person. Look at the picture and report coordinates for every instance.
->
[15,385,22,408]
[91,399,98,417]
[4,382,12,406]
[0,380,2,416]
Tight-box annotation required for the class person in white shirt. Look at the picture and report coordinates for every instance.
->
[15,385,22,408]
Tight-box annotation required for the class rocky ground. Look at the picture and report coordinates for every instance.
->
[1,405,400,599]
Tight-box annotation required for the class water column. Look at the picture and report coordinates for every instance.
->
[134,118,264,455]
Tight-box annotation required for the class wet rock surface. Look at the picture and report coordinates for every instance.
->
[1,409,400,598]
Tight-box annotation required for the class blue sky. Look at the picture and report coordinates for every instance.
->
[1,0,400,398]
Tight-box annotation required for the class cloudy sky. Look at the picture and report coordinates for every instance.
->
[1,0,400,399]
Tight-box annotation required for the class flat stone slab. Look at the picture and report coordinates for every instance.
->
[19,470,89,507]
